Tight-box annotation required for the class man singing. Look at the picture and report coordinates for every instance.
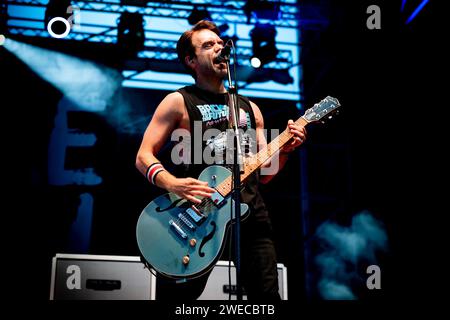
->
[136,20,306,300]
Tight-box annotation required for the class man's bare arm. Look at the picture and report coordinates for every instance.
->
[136,92,215,203]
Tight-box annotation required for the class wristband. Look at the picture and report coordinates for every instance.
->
[146,162,165,185]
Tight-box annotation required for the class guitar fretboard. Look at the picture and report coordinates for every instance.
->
[214,117,309,197]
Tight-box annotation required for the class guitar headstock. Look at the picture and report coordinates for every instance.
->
[303,96,341,124]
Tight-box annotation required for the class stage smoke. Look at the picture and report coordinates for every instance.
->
[314,211,388,299]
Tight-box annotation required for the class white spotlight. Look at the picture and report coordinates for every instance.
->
[47,17,71,39]
[250,57,262,68]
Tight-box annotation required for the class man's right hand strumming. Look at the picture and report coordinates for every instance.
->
[165,176,215,204]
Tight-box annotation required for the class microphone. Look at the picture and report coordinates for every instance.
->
[214,41,232,63]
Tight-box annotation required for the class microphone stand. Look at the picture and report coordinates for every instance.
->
[223,42,244,301]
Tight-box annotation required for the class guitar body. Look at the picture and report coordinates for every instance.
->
[136,165,249,279]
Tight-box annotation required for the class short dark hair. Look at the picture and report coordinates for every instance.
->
[176,20,221,79]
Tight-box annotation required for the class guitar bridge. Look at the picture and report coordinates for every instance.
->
[178,213,196,230]
[169,219,187,240]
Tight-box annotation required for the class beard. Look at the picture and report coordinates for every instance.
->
[215,62,228,79]
[199,60,228,79]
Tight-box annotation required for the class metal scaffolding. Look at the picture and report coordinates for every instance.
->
[4,0,302,99]
[6,1,298,64]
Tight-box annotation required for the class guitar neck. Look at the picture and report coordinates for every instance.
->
[215,116,309,197]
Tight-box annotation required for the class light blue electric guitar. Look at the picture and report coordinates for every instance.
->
[136,96,340,279]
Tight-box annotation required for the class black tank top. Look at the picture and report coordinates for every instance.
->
[176,85,270,225]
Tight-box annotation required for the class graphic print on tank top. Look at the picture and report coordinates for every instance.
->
[197,104,256,165]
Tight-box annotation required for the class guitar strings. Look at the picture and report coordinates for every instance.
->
[177,132,290,228]
[174,197,214,231]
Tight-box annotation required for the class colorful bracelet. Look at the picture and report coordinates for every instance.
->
[146,162,165,185]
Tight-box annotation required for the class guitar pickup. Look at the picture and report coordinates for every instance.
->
[185,205,205,224]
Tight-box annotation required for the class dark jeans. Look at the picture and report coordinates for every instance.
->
[156,228,281,301]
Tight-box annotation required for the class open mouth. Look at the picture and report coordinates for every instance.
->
[213,60,226,68]
[213,53,228,65]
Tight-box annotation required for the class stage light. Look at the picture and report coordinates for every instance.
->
[405,0,430,24]
[117,11,145,58]
[187,5,211,25]
[45,0,73,37]
[243,0,281,23]
[250,57,261,68]
[0,34,5,46]
[249,23,278,68]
